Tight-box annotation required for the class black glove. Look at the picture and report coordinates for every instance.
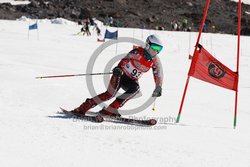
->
[112,66,123,77]
[152,85,162,97]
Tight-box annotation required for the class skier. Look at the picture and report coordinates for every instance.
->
[71,34,163,117]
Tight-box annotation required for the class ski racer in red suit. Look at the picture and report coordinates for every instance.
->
[71,34,163,117]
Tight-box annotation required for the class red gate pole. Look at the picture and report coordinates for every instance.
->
[176,77,190,123]
[234,0,241,128]
[176,0,211,123]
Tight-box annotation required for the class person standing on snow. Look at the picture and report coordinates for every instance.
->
[82,19,91,36]
[71,34,163,117]
[93,23,101,36]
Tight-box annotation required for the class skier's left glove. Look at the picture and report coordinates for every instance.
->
[112,66,123,77]
[152,85,162,97]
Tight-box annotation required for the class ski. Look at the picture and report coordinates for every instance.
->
[60,108,156,126]
[60,107,104,123]
[109,116,157,126]
[87,111,157,126]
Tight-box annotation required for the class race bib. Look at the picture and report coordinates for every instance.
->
[124,62,144,79]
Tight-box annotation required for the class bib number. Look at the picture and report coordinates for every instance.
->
[131,69,142,78]
[124,62,143,79]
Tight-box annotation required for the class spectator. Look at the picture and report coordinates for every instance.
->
[108,17,114,26]
[171,20,178,31]
[203,23,207,32]
[182,18,188,31]
[82,19,91,36]
[212,25,216,33]
[89,18,95,26]
[177,21,181,31]
[93,23,101,36]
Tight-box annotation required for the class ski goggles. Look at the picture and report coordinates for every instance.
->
[150,43,163,53]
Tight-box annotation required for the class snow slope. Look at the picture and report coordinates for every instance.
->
[0,0,30,5]
[231,0,250,5]
[0,19,250,167]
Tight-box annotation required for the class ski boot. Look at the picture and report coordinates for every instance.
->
[99,100,121,117]
[71,98,96,115]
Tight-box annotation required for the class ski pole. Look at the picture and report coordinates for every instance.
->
[35,72,112,79]
[152,99,157,111]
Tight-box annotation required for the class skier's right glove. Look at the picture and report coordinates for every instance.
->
[112,66,123,77]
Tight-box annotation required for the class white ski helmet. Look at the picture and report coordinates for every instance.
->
[146,34,163,53]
